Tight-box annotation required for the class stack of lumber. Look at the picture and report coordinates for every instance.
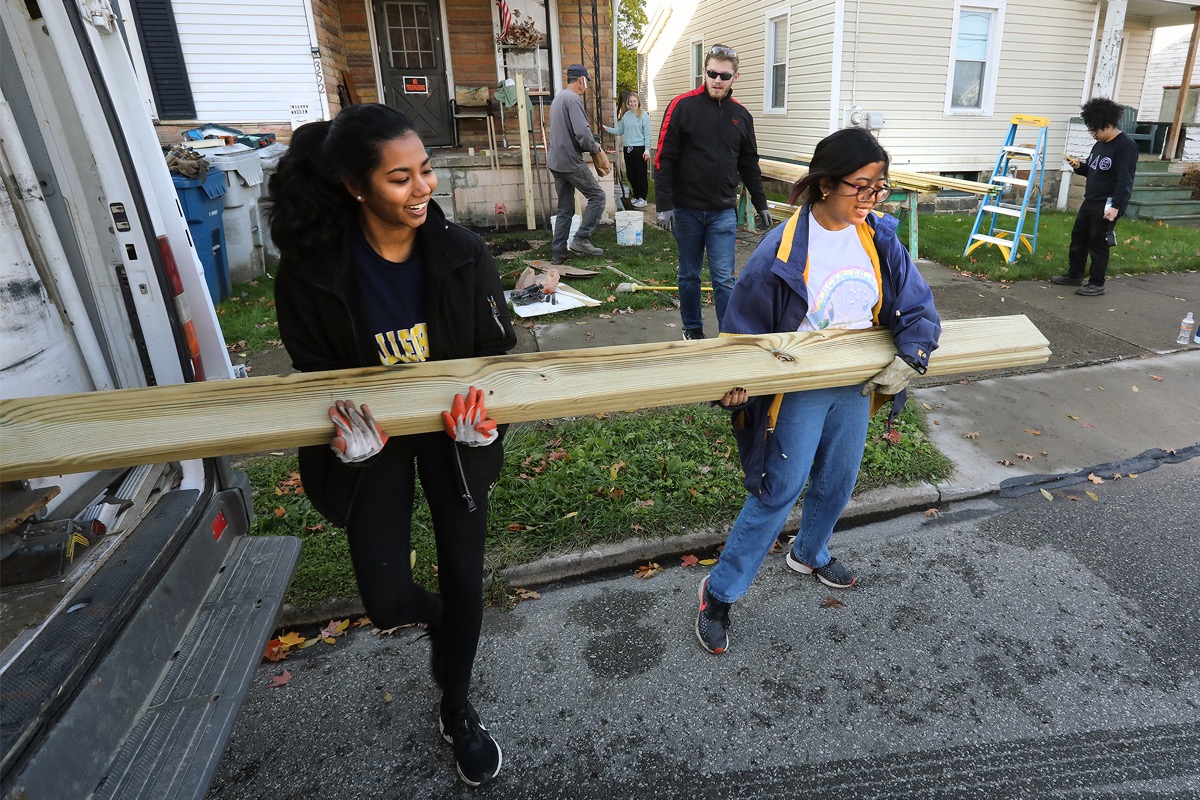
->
[760,158,995,196]
[0,316,1049,481]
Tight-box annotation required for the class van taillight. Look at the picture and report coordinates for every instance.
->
[157,235,206,382]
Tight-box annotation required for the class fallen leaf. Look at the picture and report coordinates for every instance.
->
[886,429,902,444]
[768,540,785,555]
[273,506,286,518]
[1111,472,1123,480]
[1080,422,1095,429]
[319,618,350,643]
[698,557,718,566]
[512,587,541,601]
[1131,386,1139,393]
[1040,488,1054,501]
[1067,414,1079,420]
[507,523,527,532]
[680,554,700,568]
[924,508,941,518]
[352,617,372,628]
[1065,494,1082,501]
[1150,375,1164,381]
[267,669,292,688]
[1087,473,1104,484]
[1086,490,1100,501]
[383,690,393,703]
[998,459,1015,466]
[277,631,307,649]
[1128,473,1138,479]
[371,625,402,636]
[820,596,847,609]
[1024,428,1042,436]
[634,498,655,508]
[263,638,287,662]
[633,562,662,579]
[561,511,579,519]
[1016,453,1034,461]
[963,431,980,439]
[921,402,933,411]
[609,461,626,480]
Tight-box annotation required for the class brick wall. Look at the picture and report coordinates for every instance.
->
[340,0,380,105]
[314,0,350,116]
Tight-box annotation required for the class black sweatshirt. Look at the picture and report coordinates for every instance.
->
[1074,131,1139,211]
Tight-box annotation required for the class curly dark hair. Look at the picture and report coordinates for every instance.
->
[788,127,890,206]
[1080,97,1123,132]
[267,104,419,258]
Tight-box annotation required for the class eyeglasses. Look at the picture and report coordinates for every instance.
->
[838,180,892,203]
[706,69,735,81]
[708,45,738,58]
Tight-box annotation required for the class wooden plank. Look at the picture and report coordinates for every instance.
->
[515,75,536,230]
[761,158,995,197]
[0,316,1050,481]
[1,486,60,535]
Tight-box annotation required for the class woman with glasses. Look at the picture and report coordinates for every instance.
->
[695,127,941,655]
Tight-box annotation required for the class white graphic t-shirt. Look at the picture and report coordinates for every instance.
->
[798,219,879,332]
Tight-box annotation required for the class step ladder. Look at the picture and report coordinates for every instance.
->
[964,114,1050,264]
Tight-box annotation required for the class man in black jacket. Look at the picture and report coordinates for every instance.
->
[654,44,771,339]
[1053,97,1139,297]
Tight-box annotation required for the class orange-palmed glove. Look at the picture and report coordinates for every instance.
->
[441,386,498,447]
[329,400,389,463]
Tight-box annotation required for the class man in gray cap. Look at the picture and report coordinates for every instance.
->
[547,63,611,263]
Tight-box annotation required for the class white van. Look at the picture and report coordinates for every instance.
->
[0,2,298,798]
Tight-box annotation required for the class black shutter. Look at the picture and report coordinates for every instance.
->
[129,0,195,119]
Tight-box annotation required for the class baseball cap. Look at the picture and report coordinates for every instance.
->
[566,64,590,80]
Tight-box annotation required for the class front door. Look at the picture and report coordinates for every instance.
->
[374,0,452,146]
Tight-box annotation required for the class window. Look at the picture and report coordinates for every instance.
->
[765,10,789,113]
[945,1,1005,115]
[692,40,704,88]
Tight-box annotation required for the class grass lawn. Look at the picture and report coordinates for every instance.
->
[899,210,1200,280]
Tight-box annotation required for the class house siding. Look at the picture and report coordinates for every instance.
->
[644,0,1173,179]
[1139,35,1200,123]
[171,0,326,124]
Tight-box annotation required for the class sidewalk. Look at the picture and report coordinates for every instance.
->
[500,262,1199,585]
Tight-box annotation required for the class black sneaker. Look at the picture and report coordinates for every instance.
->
[440,702,503,787]
[1076,283,1105,296]
[695,575,730,654]
[549,250,571,265]
[785,551,857,588]
[1050,275,1084,286]
[682,328,706,341]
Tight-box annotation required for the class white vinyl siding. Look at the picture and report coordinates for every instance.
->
[764,8,790,114]
[945,0,1006,115]
[170,0,325,123]
[1140,36,1200,124]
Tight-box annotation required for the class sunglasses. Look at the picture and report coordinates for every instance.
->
[838,180,892,203]
[706,69,735,81]
[708,45,738,58]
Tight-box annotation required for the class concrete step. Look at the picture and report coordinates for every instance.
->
[1130,186,1196,202]
[1125,198,1200,220]
[1135,158,1174,173]
[1136,212,1200,228]
[1133,172,1182,187]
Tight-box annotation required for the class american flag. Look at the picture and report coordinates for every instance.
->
[496,0,511,38]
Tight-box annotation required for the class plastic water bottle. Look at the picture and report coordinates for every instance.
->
[1179,312,1196,345]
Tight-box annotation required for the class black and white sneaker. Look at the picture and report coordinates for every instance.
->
[440,702,503,787]
[682,328,706,341]
[695,575,731,654]
[786,550,857,589]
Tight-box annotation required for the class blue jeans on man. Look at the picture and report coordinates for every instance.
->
[551,166,606,257]
[671,207,737,333]
[706,385,870,604]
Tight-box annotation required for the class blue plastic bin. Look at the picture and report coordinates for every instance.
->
[172,170,229,304]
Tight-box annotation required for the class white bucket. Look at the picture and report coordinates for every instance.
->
[615,210,643,246]
[566,214,581,249]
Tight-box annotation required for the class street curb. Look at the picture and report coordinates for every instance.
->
[275,480,993,629]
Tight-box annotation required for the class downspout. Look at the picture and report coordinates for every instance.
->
[851,0,860,106]
[830,0,845,133]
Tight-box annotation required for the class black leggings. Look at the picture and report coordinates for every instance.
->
[624,146,648,200]
[344,432,488,714]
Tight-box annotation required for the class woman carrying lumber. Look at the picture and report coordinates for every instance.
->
[268,103,516,786]
[603,91,652,207]
[696,127,941,655]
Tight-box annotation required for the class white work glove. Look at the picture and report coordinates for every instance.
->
[592,150,612,177]
[758,209,773,229]
[329,400,389,463]
[656,210,674,232]
[441,386,498,447]
[861,355,919,397]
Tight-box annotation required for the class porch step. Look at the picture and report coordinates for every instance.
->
[1133,172,1182,187]
[1137,212,1200,228]
[1135,158,1174,173]
[1130,186,1195,203]
[1125,198,1200,220]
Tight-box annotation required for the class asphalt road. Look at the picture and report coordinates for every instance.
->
[208,456,1199,800]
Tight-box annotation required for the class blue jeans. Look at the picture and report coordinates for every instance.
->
[551,166,606,255]
[672,207,736,331]
[707,385,871,604]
